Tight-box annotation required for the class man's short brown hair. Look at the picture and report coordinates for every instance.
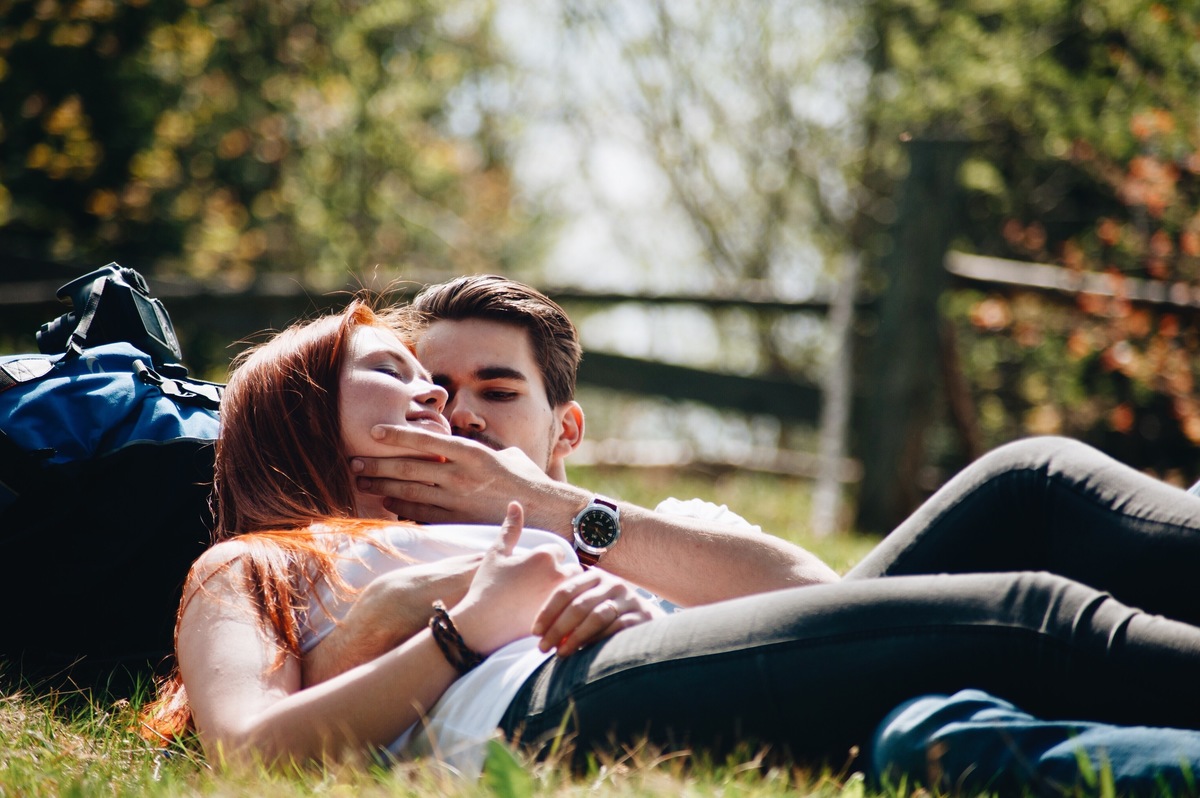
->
[405,275,582,407]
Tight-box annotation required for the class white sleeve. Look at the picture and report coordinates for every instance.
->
[653,497,763,534]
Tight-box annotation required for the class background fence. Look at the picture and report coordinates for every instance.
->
[6,144,1200,535]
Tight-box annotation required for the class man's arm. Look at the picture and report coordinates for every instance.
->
[352,426,840,607]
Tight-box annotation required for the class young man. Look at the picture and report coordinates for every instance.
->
[351,274,840,608]
[320,277,1200,788]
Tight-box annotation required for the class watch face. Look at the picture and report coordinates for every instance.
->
[577,508,619,549]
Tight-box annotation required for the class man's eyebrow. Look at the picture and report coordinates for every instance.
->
[475,366,528,382]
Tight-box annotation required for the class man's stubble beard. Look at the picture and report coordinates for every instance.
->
[453,418,558,475]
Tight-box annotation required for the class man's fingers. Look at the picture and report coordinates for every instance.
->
[369,424,488,459]
[543,598,623,656]
[533,583,622,654]
[352,456,442,483]
[530,572,602,636]
[358,475,438,500]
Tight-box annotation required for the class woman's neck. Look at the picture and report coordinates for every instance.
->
[352,491,399,521]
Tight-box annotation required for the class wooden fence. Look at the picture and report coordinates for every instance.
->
[6,141,1200,533]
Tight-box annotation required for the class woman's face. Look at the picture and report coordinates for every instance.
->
[339,324,450,460]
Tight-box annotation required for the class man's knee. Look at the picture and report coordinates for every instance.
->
[979,435,1090,469]
[967,436,1112,499]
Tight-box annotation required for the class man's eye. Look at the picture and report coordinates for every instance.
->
[485,390,517,401]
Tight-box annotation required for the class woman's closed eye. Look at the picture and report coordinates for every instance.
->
[373,363,420,381]
[373,365,402,377]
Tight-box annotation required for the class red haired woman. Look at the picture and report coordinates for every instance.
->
[146,299,660,770]
[149,299,1200,776]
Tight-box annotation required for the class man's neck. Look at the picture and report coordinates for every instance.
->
[547,459,568,483]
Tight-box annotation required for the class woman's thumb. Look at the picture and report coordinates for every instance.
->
[497,501,524,555]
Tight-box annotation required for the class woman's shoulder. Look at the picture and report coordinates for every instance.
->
[187,538,256,583]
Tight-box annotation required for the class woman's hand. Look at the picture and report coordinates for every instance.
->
[451,501,580,655]
[532,569,666,657]
[303,553,483,687]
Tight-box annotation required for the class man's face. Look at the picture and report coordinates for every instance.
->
[414,318,577,477]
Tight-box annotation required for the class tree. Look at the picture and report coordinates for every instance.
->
[0,0,526,284]
[856,0,1200,530]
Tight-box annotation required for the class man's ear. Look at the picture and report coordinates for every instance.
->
[552,400,585,459]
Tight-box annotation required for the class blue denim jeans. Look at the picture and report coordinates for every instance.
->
[500,437,1200,768]
[871,689,1200,796]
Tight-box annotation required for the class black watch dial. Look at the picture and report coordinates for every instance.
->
[577,509,619,549]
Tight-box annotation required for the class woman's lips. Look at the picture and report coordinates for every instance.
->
[408,413,451,435]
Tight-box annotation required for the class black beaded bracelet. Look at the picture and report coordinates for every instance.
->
[429,600,486,674]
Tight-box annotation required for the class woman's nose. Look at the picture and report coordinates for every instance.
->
[417,382,448,413]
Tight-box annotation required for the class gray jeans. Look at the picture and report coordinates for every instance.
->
[499,437,1200,765]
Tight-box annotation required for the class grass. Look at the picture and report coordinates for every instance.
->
[0,680,881,797]
[0,469,891,797]
[0,685,879,798]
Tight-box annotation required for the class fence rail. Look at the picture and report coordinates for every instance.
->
[5,223,1196,527]
[946,251,1200,313]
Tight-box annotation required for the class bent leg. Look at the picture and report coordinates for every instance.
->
[870,689,1200,797]
[846,436,1200,623]
[501,572,1200,767]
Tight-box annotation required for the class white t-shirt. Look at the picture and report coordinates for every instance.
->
[653,496,761,532]
[298,499,758,777]
[299,523,568,776]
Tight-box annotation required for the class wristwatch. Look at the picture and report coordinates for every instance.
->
[571,496,621,567]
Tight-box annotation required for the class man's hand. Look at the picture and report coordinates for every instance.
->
[351,425,584,538]
[531,569,664,657]
[351,426,840,609]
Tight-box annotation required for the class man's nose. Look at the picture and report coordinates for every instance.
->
[446,394,485,431]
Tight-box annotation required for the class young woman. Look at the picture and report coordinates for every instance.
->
[148,299,1200,775]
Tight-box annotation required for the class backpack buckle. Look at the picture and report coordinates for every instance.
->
[133,360,223,411]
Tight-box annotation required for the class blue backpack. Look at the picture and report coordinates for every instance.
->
[0,265,222,685]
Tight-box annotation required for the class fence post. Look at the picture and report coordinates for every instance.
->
[854,138,968,535]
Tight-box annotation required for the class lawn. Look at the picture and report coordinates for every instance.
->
[1,467,894,798]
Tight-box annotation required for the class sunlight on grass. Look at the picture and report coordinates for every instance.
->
[0,684,884,798]
[0,468,893,797]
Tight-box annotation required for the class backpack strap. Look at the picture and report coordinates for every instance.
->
[0,357,56,394]
[131,359,223,411]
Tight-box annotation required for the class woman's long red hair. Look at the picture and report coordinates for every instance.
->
[142,298,404,742]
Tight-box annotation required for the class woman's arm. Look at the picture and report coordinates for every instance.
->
[177,546,462,766]
[304,548,667,686]
[302,554,483,687]
[179,504,574,767]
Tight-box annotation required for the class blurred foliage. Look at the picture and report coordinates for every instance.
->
[540,0,870,376]
[866,0,1200,478]
[0,0,530,284]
